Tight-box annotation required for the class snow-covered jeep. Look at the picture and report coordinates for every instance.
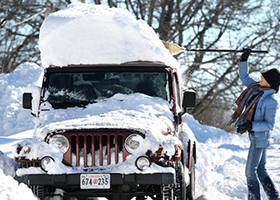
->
[12,3,196,200]
[14,62,196,200]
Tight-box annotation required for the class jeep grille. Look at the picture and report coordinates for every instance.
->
[54,130,144,167]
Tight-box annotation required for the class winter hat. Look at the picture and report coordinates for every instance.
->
[261,68,280,92]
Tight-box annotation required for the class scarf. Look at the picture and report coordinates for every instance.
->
[228,82,265,125]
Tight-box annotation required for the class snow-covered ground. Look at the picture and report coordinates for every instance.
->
[0,2,279,200]
[189,116,280,200]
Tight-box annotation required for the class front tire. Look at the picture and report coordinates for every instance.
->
[174,161,186,200]
[157,161,186,200]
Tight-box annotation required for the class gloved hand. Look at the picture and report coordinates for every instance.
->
[240,48,251,62]
[237,121,252,134]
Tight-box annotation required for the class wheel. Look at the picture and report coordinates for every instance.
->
[31,186,66,200]
[174,161,186,200]
[161,184,173,200]
[30,185,45,199]
[186,157,195,200]
[156,161,186,200]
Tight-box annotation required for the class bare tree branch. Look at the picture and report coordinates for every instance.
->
[0,8,47,31]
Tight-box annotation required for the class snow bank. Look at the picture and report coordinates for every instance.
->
[0,169,37,200]
[187,115,280,200]
[273,97,280,143]
[0,151,16,177]
[39,2,178,68]
[0,62,43,136]
[0,151,37,199]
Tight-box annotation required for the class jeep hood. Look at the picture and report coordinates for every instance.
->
[35,94,180,155]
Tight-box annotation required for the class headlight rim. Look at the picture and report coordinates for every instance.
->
[125,134,143,153]
[135,156,151,171]
[40,156,55,172]
[48,134,69,153]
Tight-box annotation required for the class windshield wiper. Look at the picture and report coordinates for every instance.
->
[48,100,93,108]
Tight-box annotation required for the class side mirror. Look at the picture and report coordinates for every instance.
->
[22,86,41,117]
[23,93,32,109]
[182,90,196,110]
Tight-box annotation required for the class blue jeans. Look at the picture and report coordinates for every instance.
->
[246,137,280,200]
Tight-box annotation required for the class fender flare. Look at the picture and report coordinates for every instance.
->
[186,140,196,173]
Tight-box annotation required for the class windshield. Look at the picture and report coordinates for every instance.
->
[43,69,169,108]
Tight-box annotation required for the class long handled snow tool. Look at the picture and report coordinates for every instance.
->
[162,41,269,55]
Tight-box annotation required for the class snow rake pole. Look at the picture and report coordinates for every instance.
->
[183,48,269,54]
[162,41,269,55]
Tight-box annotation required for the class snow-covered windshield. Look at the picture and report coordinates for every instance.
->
[43,69,169,108]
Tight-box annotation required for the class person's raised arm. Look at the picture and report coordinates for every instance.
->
[238,48,257,87]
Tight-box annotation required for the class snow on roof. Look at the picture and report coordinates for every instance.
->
[39,2,179,68]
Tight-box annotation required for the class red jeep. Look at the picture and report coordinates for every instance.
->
[14,62,196,200]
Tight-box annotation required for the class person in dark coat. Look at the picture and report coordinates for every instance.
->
[229,49,280,200]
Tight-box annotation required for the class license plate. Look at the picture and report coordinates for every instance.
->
[80,174,110,189]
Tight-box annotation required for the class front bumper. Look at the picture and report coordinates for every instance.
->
[16,172,174,186]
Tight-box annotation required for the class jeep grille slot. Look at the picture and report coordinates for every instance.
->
[19,161,40,168]
[63,131,134,167]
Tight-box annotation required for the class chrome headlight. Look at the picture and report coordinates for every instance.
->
[135,156,151,171]
[49,135,69,153]
[125,134,143,153]
[40,156,55,172]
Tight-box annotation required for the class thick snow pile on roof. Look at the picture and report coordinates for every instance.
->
[39,2,178,68]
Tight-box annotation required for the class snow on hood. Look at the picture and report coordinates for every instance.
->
[14,94,180,175]
[13,93,182,175]
[35,93,179,153]
[37,94,173,132]
[39,2,178,68]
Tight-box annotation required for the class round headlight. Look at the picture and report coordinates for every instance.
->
[40,156,55,172]
[125,134,143,152]
[49,135,69,153]
[135,156,151,171]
